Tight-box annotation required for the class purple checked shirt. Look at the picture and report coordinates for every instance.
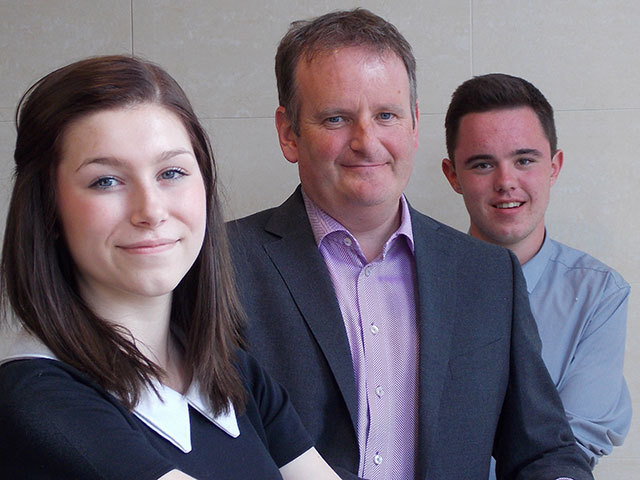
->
[302,190,419,480]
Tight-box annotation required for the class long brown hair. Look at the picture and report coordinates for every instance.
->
[1,55,246,413]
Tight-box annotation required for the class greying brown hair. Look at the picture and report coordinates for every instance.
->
[276,8,417,134]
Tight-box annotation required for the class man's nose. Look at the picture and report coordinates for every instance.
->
[494,165,517,192]
[349,119,378,154]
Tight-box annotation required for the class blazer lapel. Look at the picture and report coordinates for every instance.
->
[411,208,460,479]
[262,189,359,429]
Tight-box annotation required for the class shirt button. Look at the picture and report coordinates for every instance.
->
[373,453,383,465]
[370,324,379,335]
[375,385,384,397]
[364,265,372,276]
[343,237,352,246]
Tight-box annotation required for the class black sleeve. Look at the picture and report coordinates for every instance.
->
[493,253,593,480]
[0,359,174,480]
[235,349,315,468]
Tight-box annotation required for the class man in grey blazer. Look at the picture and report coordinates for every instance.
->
[228,8,593,480]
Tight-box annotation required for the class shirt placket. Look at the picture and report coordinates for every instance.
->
[358,261,390,480]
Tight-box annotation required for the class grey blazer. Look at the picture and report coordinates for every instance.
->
[227,187,592,480]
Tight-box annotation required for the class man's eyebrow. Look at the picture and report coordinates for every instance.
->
[75,149,195,173]
[511,148,544,157]
[376,103,407,113]
[313,103,408,119]
[314,108,348,119]
[460,148,545,168]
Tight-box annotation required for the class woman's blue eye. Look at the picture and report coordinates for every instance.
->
[160,169,186,180]
[90,177,118,189]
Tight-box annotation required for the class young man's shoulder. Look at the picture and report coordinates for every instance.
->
[546,237,629,290]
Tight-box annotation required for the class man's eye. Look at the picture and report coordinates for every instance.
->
[472,162,491,170]
[379,112,394,120]
[326,116,343,124]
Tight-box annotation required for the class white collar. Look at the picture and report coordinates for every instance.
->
[0,328,240,453]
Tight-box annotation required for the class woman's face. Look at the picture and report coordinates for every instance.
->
[56,103,207,307]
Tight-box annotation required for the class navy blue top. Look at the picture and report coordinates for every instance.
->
[0,349,313,479]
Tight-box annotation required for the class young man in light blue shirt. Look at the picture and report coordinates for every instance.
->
[442,73,631,476]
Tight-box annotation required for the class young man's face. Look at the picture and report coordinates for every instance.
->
[442,107,562,259]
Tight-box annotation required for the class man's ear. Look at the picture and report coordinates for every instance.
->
[275,106,299,164]
[549,149,564,187]
[442,158,463,194]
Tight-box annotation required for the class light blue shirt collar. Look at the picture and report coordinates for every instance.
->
[520,231,553,294]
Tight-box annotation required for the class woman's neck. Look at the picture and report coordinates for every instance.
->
[80,286,187,392]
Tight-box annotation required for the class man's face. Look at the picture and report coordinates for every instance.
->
[276,46,418,223]
[442,107,562,257]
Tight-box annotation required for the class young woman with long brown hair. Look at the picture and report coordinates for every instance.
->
[0,55,339,480]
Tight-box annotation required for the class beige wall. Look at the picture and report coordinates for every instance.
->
[1,1,638,476]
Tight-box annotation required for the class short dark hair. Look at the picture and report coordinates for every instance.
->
[445,73,557,161]
[1,55,246,414]
[275,8,417,134]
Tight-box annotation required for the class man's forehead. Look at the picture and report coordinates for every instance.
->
[459,108,547,140]
[302,40,387,58]
[298,44,403,73]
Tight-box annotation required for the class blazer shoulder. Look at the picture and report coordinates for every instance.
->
[227,207,277,241]
[227,188,307,242]
[409,207,512,263]
[230,206,278,227]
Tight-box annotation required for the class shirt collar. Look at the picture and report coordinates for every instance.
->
[521,231,553,294]
[301,188,415,254]
[0,328,240,453]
